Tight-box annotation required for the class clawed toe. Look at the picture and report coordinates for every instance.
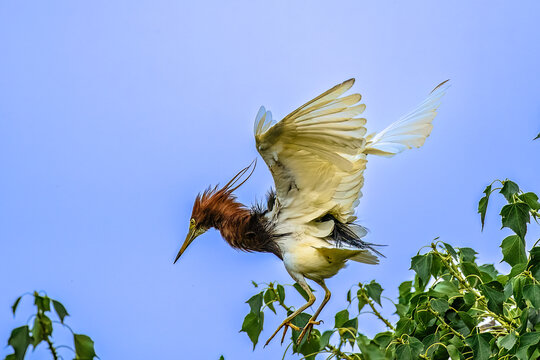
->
[296,319,322,344]
[289,323,301,331]
[265,321,301,347]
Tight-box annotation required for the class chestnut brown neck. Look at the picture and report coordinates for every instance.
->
[201,190,281,258]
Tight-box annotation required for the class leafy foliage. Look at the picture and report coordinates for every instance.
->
[4,292,97,360]
[241,180,540,359]
[4,178,539,359]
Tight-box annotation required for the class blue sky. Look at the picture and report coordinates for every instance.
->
[1,1,539,359]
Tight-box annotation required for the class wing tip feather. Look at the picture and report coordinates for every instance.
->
[430,79,451,94]
[343,78,355,90]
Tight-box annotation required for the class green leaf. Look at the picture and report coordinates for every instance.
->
[263,290,276,314]
[395,318,414,336]
[410,254,432,287]
[520,192,540,210]
[276,284,285,303]
[11,296,22,315]
[416,308,436,328]
[457,311,477,331]
[513,276,529,304]
[7,326,31,360]
[52,300,69,323]
[517,309,530,334]
[422,333,440,357]
[430,298,449,314]
[219,356,225,360]
[459,247,478,262]
[463,291,476,306]
[461,261,481,286]
[500,235,527,267]
[357,290,368,312]
[251,280,258,288]
[446,344,460,360]
[504,280,513,299]
[478,263,499,282]
[509,262,528,279]
[357,333,388,359]
[373,331,393,347]
[449,335,465,348]
[31,316,44,348]
[430,254,443,278]
[395,343,414,360]
[395,338,423,360]
[74,334,97,359]
[523,284,540,308]
[334,309,349,328]
[293,283,310,302]
[479,281,505,314]
[319,330,333,350]
[433,280,460,297]
[516,332,540,359]
[33,293,50,312]
[529,247,540,281]
[449,317,470,337]
[398,281,412,303]
[534,132,540,140]
[500,202,530,239]
[409,293,429,309]
[465,333,493,360]
[246,293,263,315]
[497,332,517,350]
[339,318,358,342]
[478,184,492,230]
[526,308,540,329]
[240,312,263,349]
[500,180,520,202]
[365,280,383,306]
[408,337,424,357]
[395,303,408,317]
[296,329,321,359]
[442,242,458,259]
[413,273,426,292]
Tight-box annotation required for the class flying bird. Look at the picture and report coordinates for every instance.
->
[174,78,449,345]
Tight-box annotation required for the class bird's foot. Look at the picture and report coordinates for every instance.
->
[296,320,323,344]
[264,321,301,347]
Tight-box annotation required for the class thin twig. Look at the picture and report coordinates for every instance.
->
[325,344,354,360]
[45,336,59,360]
[428,308,465,340]
[358,292,395,330]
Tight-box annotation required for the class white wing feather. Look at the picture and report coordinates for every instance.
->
[254,79,368,226]
[365,80,450,156]
[254,79,449,234]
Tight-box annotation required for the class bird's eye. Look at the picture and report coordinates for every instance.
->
[190,218,196,226]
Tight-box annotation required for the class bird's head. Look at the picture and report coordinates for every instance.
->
[173,160,256,264]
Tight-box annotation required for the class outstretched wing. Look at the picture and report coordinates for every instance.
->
[254,79,368,225]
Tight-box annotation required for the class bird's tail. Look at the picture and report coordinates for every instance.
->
[315,247,379,265]
[364,80,450,157]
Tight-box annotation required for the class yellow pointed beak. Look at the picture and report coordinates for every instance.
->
[174,225,203,264]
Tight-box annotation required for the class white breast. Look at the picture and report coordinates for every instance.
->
[276,233,347,283]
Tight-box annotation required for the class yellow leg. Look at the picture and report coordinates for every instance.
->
[297,280,331,345]
[264,283,315,347]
